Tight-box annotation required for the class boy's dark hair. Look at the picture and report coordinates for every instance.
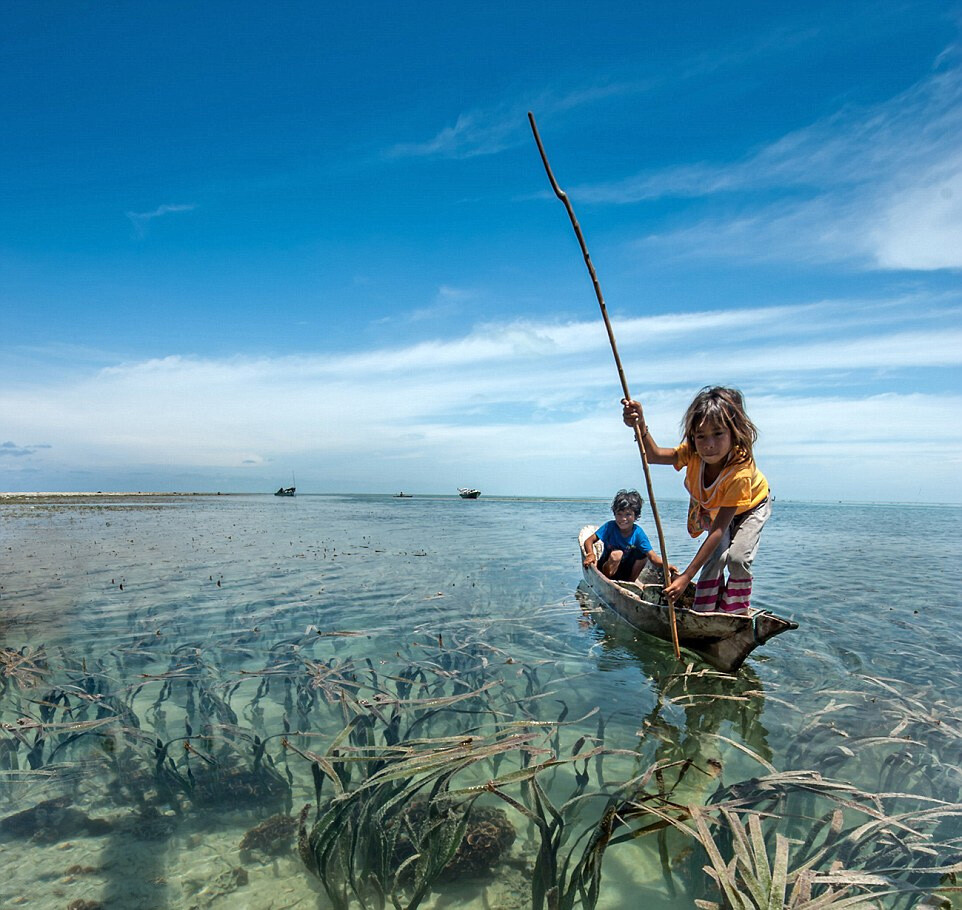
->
[610,489,643,516]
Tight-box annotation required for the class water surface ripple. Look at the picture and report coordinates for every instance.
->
[1,494,959,908]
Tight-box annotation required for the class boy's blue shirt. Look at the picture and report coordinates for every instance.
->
[597,520,653,555]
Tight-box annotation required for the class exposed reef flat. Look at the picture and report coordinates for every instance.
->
[0,491,224,501]
[0,492,230,514]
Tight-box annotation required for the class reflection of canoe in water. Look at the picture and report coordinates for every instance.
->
[458,488,481,499]
[578,526,797,673]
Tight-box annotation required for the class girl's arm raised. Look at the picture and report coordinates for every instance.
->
[622,399,676,465]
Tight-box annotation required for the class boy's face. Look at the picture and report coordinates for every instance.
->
[613,507,637,533]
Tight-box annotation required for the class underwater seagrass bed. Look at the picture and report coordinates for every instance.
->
[1,493,961,909]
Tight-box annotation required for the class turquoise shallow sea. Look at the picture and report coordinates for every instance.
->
[1,493,960,909]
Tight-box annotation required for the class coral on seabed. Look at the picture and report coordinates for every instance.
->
[123,806,178,841]
[0,796,112,842]
[298,797,517,892]
[183,865,249,908]
[398,801,516,880]
[188,765,289,808]
[239,812,298,859]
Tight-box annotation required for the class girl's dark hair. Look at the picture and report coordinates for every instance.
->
[681,386,758,463]
[610,489,643,516]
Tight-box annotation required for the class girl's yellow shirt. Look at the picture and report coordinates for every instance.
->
[673,441,769,537]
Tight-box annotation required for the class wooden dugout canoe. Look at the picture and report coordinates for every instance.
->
[578,526,797,673]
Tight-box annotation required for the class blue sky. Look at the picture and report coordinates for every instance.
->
[1,1,960,502]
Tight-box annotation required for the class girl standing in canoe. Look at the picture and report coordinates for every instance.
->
[623,387,770,614]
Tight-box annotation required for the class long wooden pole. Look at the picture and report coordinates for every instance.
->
[527,111,680,661]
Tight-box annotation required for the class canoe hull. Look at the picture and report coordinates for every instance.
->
[578,527,796,673]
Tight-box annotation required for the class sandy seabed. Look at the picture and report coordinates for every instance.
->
[0,814,660,910]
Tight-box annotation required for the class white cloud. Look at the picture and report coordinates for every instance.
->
[0,441,52,457]
[585,54,962,271]
[1,298,960,500]
[386,82,643,160]
[388,110,520,159]
[437,285,474,302]
[125,203,196,237]
[871,166,962,269]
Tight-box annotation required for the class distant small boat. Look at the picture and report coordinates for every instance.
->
[458,488,481,499]
[394,492,413,498]
[274,487,296,497]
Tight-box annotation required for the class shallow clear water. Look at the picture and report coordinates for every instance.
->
[1,493,960,908]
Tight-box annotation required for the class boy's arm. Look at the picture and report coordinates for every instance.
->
[663,506,737,603]
[582,532,600,566]
[645,550,679,576]
[622,399,676,465]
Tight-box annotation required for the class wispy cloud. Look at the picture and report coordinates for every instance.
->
[2,297,959,500]
[386,82,644,160]
[0,441,51,457]
[388,109,521,160]
[436,284,474,301]
[386,24,822,164]
[372,286,477,326]
[582,52,962,271]
[125,203,197,238]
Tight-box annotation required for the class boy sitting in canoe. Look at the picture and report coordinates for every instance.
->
[582,489,675,582]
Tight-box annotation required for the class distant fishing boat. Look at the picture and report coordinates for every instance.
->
[579,526,797,673]
[275,473,296,497]
[393,492,413,498]
[458,488,481,499]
